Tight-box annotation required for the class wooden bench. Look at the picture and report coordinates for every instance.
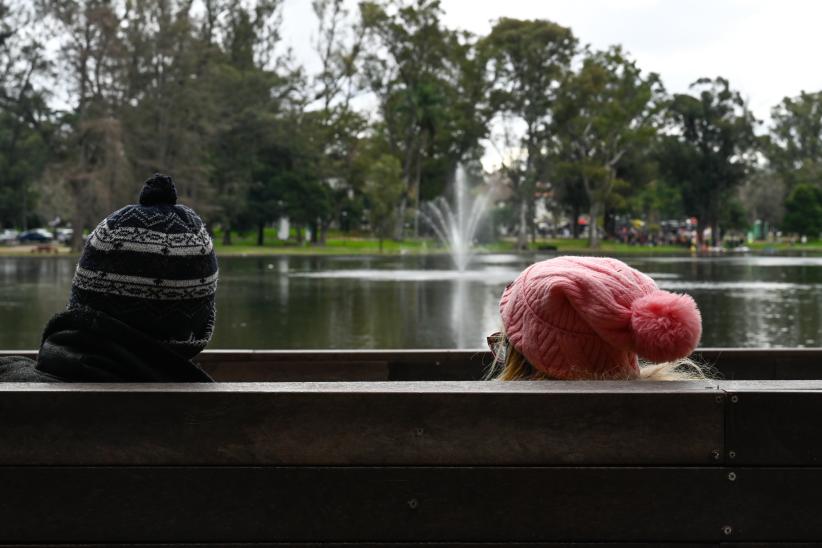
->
[5,348,822,381]
[0,377,822,545]
[29,243,59,254]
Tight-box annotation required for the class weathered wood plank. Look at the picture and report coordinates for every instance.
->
[723,469,822,541]
[0,382,722,465]
[0,542,716,548]
[0,467,727,543]
[2,348,822,380]
[723,387,822,465]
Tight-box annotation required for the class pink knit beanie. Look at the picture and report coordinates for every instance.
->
[499,256,702,379]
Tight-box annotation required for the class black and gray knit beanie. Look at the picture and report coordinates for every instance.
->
[68,173,218,359]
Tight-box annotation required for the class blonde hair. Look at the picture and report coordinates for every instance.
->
[486,333,711,381]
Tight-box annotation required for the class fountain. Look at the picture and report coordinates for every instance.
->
[420,165,490,271]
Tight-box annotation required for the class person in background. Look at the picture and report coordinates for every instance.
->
[0,173,217,382]
[486,256,705,381]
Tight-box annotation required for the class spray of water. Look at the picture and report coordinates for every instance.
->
[420,165,490,272]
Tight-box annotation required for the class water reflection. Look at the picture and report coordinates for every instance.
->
[1,254,822,349]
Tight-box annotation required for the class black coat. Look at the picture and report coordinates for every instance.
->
[0,307,213,382]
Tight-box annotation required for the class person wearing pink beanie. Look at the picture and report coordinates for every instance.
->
[488,256,705,381]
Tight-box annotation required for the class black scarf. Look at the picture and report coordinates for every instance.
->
[1,307,213,382]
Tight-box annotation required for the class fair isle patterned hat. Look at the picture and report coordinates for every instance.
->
[68,173,218,359]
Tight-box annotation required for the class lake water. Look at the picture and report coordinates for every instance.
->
[0,253,820,350]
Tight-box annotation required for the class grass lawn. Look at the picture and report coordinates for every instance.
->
[748,240,822,252]
[211,230,693,256]
[4,229,820,257]
[0,244,72,256]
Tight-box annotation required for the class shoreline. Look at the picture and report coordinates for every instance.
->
[0,240,818,258]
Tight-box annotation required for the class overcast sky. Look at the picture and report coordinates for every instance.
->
[281,0,822,125]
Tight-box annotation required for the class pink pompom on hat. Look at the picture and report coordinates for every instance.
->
[499,256,702,380]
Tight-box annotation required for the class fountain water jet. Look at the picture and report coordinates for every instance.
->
[420,165,490,272]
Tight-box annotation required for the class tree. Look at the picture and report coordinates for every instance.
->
[481,17,576,249]
[738,170,785,234]
[659,77,758,246]
[117,0,219,210]
[0,1,53,229]
[43,0,134,250]
[783,183,822,238]
[207,1,292,244]
[552,46,663,248]
[363,153,404,251]
[361,0,490,238]
[310,0,367,242]
[768,91,822,190]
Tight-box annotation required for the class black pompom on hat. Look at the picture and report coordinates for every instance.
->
[68,173,218,359]
[139,173,178,206]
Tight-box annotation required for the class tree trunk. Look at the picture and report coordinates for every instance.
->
[572,204,581,238]
[222,225,232,246]
[378,237,384,253]
[296,226,304,244]
[696,218,706,247]
[20,185,28,231]
[712,220,720,248]
[257,224,265,246]
[320,221,328,245]
[394,198,406,241]
[516,197,529,250]
[588,201,601,249]
[310,221,319,244]
[604,206,616,239]
[70,211,85,252]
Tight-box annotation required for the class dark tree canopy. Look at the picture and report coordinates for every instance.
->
[659,77,759,244]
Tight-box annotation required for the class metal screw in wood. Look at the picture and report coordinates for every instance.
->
[728,450,736,459]
[731,395,739,403]
[723,525,733,536]
[407,498,419,509]
[728,472,737,482]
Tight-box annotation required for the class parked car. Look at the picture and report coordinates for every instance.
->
[56,228,74,244]
[18,228,54,243]
[0,229,18,245]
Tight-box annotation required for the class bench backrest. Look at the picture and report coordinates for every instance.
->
[6,347,821,380]
[0,379,820,545]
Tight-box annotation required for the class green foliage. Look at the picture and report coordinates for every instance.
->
[783,183,822,238]
[481,17,575,248]
[719,198,749,232]
[481,18,575,126]
[659,77,758,244]
[360,0,491,238]
[630,179,684,221]
[768,91,822,190]
[551,46,663,247]
[363,153,405,250]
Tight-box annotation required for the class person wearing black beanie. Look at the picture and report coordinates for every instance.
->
[0,173,217,382]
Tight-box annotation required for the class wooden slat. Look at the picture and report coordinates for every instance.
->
[0,467,727,543]
[723,468,822,541]
[0,381,722,465]
[4,348,822,381]
[0,542,716,548]
[723,382,822,465]
[695,348,822,380]
[724,545,822,547]
[169,350,490,382]
[725,545,822,547]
